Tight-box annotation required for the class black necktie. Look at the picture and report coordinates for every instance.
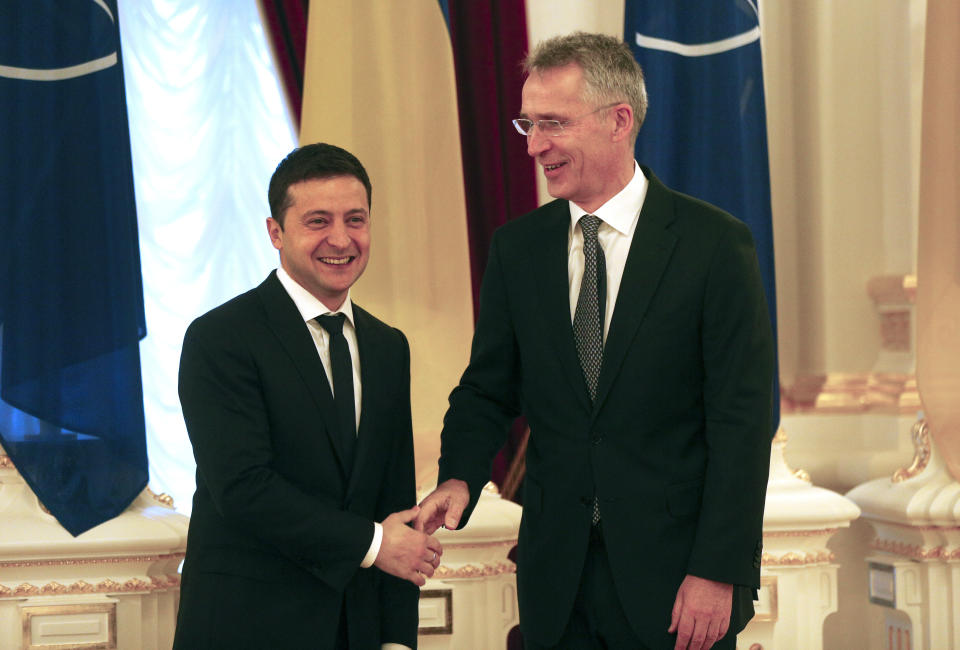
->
[316,313,356,471]
[572,214,606,524]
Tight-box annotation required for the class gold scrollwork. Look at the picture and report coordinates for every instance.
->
[432,562,516,579]
[0,454,13,469]
[872,538,943,560]
[760,550,834,566]
[892,419,930,483]
[146,486,176,508]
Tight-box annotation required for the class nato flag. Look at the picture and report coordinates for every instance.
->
[626,0,780,434]
[0,0,148,535]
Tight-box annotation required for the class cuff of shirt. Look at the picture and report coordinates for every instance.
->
[361,521,383,568]
[381,644,412,650]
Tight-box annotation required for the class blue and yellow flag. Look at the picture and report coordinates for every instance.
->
[627,0,780,433]
[0,0,148,535]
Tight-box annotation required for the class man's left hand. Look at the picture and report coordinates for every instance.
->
[668,574,732,650]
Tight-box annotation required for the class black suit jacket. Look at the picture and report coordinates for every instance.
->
[438,168,774,647]
[174,271,418,649]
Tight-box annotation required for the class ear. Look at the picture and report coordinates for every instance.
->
[610,103,635,143]
[266,217,283,251]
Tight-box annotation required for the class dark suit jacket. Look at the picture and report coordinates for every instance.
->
[438,168,774,647]
[173,271,418,650]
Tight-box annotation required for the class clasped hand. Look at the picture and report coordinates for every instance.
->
[374,506,443,586]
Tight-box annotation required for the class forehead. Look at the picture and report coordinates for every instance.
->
[521,63,588,116]
[288,175,369,209]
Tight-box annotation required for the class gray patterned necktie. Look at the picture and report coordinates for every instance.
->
[572,214,606,525]
[573,214,606,402]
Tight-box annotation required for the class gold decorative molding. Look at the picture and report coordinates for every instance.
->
[145,486,176,508]
[440,540,517,551]
[0,453,13,469]
[892,418,930,482]
[871,538,943,560]
[781,372,919,414]
[0,552,185,570]
[0,576,181,599]
[764,528,839,538]
[761,550,834,566]
[433,562,516,579]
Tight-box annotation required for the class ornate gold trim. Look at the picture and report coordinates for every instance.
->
[145,487,176,508]
[433,562,516,579]
[761,550,834,566]
[781,372,919,414]
[892,419,930,482]
[764,528,839,538]
[22,602,117,650]
[0,553,185,569]
[440,541,517,551]
[0,575,181,599]
[0,453,13,469]
[871,538,943,560]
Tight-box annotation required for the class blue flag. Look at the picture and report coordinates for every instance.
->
[0,1,148,535]
[626,0,780,434]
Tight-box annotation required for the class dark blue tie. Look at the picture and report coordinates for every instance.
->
[317,314,356,472]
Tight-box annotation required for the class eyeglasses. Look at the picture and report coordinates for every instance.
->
[511,103,621,137]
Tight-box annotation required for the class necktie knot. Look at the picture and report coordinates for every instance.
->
[579,214,601,242]
[317,313,346,336]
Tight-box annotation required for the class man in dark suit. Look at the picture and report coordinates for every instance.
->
[174,143,441,650]
[416,33,774,650]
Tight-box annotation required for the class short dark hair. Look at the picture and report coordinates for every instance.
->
[268,143,372,227]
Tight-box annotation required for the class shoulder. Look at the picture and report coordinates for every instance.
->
[184,274,276,341]
[644,167,755,246]
[352,304,408,348]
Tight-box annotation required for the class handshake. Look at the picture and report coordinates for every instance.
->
[373,478,471,587]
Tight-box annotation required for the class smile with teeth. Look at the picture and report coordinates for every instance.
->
[319,256,354,265]
[544,162,566,171]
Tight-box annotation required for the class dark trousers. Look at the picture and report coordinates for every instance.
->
[525,527,736,650]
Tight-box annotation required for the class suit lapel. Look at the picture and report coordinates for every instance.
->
[256,272,351,475]
[532,201,593,411]
[595,170,678,411]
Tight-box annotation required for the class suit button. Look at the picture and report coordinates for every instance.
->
[591,433,603,445]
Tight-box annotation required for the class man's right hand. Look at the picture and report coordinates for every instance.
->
[374,506,442,587]
[414,478,470,534]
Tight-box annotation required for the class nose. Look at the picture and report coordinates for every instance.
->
[526,126,551,158]
[326,219,351,248]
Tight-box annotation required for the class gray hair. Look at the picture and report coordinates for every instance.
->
[524,32,648,138]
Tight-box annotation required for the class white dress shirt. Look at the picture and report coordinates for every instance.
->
[568,161,649,339]
[275,268,384,570]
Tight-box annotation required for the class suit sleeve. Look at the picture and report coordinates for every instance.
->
[438,231,523,524]
[376,331,419,648]
[686,220,775,587]
[178,319,373,591]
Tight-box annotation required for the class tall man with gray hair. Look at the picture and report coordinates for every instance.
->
[417,32,774,650]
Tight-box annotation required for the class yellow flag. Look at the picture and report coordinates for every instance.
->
[301,1,473,487]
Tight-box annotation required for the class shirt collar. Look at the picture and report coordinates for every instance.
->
[276,267,355,326]
[568,161,648,235]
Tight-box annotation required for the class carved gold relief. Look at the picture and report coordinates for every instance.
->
[0,552,185,569]
[871,538,943,560]
[432,562,516,579]
[892,419,930,483]
[0,576,182,599]
[761,550,834,566]
[146,486,176,508]
[764,528,839,538]
[0,453,13,469]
